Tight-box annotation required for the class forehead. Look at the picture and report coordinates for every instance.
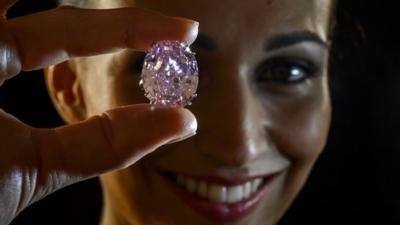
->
[100,1,331,29]
[97,0,332,52]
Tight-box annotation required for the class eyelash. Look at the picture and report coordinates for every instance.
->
[254,57,319,84]
[132,56,318,86]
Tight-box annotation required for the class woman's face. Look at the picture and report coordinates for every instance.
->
[51,0,333,224]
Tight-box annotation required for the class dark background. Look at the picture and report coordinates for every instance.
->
[2,1,400,225]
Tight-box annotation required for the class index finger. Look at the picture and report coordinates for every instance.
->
[5,6,199,71]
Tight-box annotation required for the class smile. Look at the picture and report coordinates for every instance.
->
[175,174,264,204]
[159,170,278,223]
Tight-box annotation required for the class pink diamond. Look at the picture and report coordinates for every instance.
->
[140,40,199,107]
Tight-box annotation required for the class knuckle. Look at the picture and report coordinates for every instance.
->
[27,128,58,203]
[97,113,119,160]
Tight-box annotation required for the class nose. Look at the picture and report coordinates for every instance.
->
[192,56,268,167]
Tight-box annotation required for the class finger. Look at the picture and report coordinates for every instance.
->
[0,25,21,82]
[29,104,196,199]
[6,6,199,71]
[0,0,17,15]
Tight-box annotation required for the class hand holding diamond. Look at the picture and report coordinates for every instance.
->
[0,2,198,224]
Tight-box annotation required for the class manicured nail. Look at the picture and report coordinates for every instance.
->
[166,131,197,145]
[171,16,199,25]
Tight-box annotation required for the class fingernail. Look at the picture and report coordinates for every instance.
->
[186,23,199,45]
[192,21,200,27]
[166,131,197,145]
[171,16,199,26]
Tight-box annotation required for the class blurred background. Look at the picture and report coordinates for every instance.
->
[2,1,399,225]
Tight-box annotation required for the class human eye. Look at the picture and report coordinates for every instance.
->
[254,57,319,84]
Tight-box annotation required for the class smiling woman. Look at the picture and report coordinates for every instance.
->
[41,0,335,225]
[3,0,400,224]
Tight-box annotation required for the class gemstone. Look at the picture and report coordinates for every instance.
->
[140,40,199,107]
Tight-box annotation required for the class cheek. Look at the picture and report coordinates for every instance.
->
[79,53,148,115]
[107,53,148,106]
[112,75,145,106]
[266,84,331,162]
[77,55,121,115]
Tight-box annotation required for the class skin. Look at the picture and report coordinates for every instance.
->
[0,1,198,224]
[45,0,333,224]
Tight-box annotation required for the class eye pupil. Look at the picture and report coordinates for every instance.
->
[291,68,301,76]
[256,58,315,84]
[288,67,305,81]
[270,63,305,82]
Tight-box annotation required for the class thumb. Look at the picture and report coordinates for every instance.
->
[29,104,196,202]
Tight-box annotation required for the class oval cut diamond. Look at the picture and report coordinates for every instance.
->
[140,40,199,107]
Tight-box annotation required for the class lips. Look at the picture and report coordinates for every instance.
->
[159,170,277,223]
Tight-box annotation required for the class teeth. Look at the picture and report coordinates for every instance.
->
[226,185,243,203]
[175,175,264,204]
[208,184,227,202]
[243,182,252,199]
[185,178,197,193]
[197,181,208,198]
[251,178,263,193]
[177,175,185,186]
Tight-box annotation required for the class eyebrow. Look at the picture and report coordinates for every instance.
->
[265,31,328,51]
[191,30,327,52]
